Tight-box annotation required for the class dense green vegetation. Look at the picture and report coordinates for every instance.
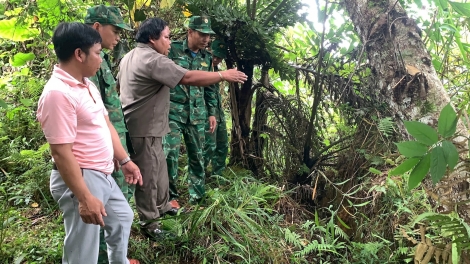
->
[2,0,470,263]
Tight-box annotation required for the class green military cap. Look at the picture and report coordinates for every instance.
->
[188,16,215,34]
[211,39,227,59]
[85,5,133,31]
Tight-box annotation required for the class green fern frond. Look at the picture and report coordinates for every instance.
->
[413,212,470,249]
[284,228,303,248]
[302,220,315,230]
[334,225,349,240]
[377,117,394,137]
[294,238,342,257]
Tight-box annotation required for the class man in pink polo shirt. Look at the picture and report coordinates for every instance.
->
[36,22,142,264]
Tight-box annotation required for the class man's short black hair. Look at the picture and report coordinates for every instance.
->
[52,22,102,62]
[135,18,168,43]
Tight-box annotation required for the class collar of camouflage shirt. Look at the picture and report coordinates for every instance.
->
[182,39,191,54]
[183,38,208,57]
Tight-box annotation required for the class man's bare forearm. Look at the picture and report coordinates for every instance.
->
[51,144,92,202]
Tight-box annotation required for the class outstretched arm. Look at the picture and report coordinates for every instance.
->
[180,68,247,87]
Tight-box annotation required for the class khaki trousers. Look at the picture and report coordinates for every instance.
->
[129,137,172,229]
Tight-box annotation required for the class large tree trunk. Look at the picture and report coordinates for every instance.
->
[227,60,255,169]
[343,0,450,123]
[343,0,469,220]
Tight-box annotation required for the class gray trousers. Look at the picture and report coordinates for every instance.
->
[129,137,171,230]
[50,168,133,264]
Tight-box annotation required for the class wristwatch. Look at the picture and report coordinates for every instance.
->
[119,156,131,166]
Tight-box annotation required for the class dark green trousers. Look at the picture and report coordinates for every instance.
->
[164,120,206,203]
[203,119,228,176]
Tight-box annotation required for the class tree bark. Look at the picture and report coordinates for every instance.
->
[343,0,469,220]
[251,89,269,176]
[227,59,255,168]
[343,0,447,123]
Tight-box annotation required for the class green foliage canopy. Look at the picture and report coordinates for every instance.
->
[174,0,307,80]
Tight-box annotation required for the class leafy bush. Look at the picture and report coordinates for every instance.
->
[390,103,470,263]
[0,74,52,208]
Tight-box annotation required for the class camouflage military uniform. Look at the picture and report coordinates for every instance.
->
[204,78,228,177]
[84,5,134,264]
[204,40,229,177]
[164,18,217,203]
[91,52,134,264]
[89,51,134,200]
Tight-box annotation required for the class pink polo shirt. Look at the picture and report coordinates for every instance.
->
[37,66,114,174]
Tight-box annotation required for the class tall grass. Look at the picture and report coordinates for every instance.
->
[154,170,290,263]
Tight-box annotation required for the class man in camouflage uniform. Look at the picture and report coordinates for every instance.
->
[85,5,138,264]
[164,16,218,205]
[204,40,229,177]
